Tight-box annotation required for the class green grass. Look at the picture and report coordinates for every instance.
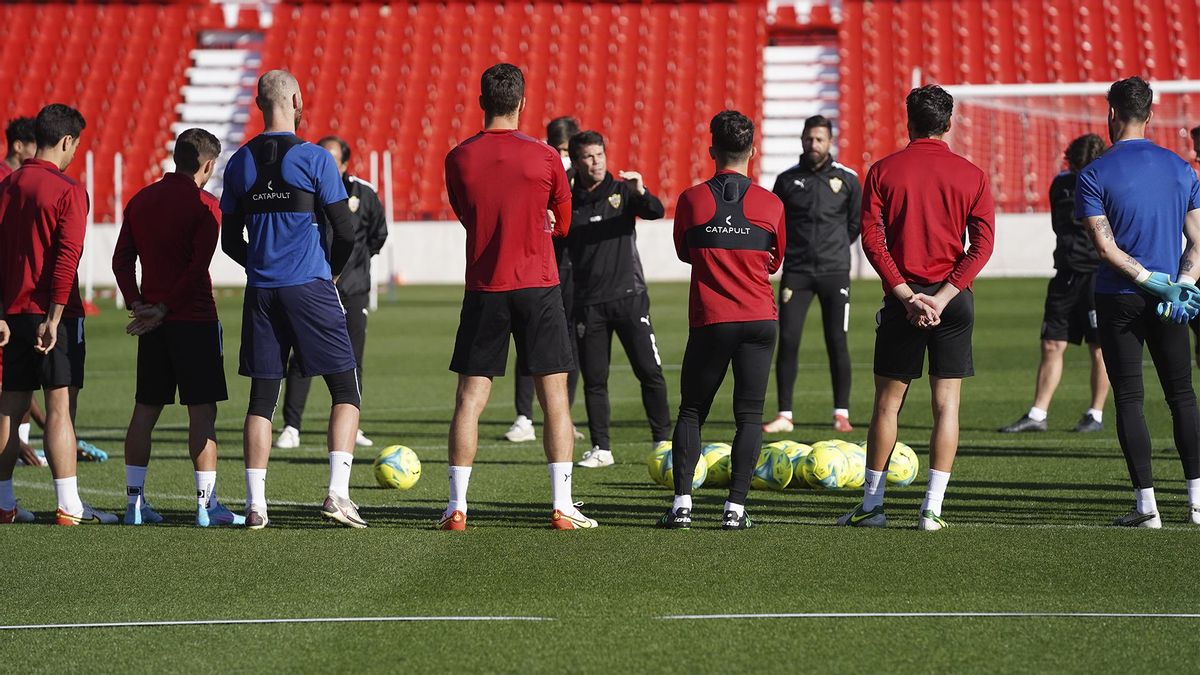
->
[3,278,1199,673]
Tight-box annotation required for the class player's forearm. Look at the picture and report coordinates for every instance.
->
[324,199,356,275]
[861,224,906,290]
[221,212,248,267]
[44,303,65,324]
[1086,215,1146,281]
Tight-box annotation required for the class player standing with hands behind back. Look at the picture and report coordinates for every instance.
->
[1078,77,1200,528]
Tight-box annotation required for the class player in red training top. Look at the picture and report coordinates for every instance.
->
[112,128,244,528]
[442,63,595,531]
[659,110,786,531]
[844,85,995,531]
[0,104,116,525]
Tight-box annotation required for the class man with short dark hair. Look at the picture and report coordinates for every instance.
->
[843,85,995,531]
[0,103,114,525]
[566,129,671,469]
[442,63,595,530]
[504,115,583,444]
[659,110,785,530]
[275,135,388,451]
[221,70,366,530]
[112,128,243,527]
[0,117,36,180]
[765,114,861,434]
[1080,76,1200,528]
[1000,133,1110,434]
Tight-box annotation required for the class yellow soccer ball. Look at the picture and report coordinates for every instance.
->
[887,442,920,487]
[648,445,706,490]
[702,443,733,487]
[785,443,814,488]
[373,445,422,490]
[801,443,848,489]
[839,442,866,490]
[751,445,794,491]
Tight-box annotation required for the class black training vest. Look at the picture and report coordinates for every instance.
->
[685,173,776,251]
[241,134,317,215]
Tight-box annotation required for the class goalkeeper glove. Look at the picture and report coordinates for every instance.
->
[1157,301,1196,324]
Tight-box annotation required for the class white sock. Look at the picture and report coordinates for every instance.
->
[1188,478,1200,506]
[328,451,353,499]
[53,476,83,516]
[447,465,472,515]
[1086,408,1103,422]
[245,468,267,512]
[1027,407,1048,422]
[0,479,15,510]
[833,408,849,418]
[921,468,951,516]
[863,469,887,510]
[125,465,147,506]
[723,501,745,516]
[1136,487,1157,515]
[195,470,216,508]
[778,411,793,420]
[673,494,692,511]
[548,461,574,513]
[17,422,30,445]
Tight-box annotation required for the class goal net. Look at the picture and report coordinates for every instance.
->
[942,80,1200,213]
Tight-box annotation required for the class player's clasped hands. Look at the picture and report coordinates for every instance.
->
[1141,272,1200,324]
[125,302,166,336]
[906,293,941,329]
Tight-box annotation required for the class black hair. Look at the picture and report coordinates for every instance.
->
[5,117,35,149]
[568,130,605,162]
[803,114,833,134]
[480,63,525,117]
[710,110,755,161]
[546,116,580,147]
[1065,133,1106,172]
[173,128,221,174]
[318,135,351,164]
[34,103,86,149]
[906,85,954,138]
[1107,77,1153,123]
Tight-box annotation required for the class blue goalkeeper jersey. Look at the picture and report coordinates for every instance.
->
[1075,138,1200,294]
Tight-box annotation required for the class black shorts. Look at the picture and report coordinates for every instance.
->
[137,321,229,406]
[240,279,358,379]
[874,284,974,380]
[0,315,85,391]
[1041,271,1098,344]
[450,286,575,377]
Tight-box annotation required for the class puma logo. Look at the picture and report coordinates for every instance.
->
[840,288,849,297]
[640,316,651,326]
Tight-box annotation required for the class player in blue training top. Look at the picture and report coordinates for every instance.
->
[220,70,366,530]
[1078,76,1200,528]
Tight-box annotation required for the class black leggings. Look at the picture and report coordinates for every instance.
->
[671,320,776,505]
[776,272,851,411]
[1096,293,1200,489]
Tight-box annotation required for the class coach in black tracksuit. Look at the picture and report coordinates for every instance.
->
[766,115,861,433]
[278,136,388,446]
[567,131,672,467]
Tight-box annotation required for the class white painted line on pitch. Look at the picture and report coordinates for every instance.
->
[0,616,552,631]
[659,612,1200,620]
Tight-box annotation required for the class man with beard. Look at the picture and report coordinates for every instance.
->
[763,115,861,434]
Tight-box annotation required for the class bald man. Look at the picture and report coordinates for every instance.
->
[220,70,365,529]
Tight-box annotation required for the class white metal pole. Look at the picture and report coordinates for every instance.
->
[369,150,379,189]
[382,150,394,224]
[84,151,95,304]
[114,153,124,308]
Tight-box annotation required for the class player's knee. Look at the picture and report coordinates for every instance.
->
[247,378,282,419]
[324,369,361,408]
[1041,340,1067,355]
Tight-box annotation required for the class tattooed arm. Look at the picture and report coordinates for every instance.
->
[1179,208,1200,284]
[1085,215,1148,281]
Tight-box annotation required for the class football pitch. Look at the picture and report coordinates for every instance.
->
[3,278,1199,673]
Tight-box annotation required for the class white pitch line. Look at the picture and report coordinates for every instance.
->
[0,616,552,631]
[660,612,1200,620]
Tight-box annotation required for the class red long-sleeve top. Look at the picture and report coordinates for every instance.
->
[860,139,995,292]
[112,172,221,322]
[0,158,89,318]
[674,171,786,328]
[444,129,571,292]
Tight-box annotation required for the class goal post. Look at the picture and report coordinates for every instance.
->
[940,80,1200,212]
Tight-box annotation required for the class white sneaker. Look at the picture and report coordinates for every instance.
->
[275,426,300,449]
[1112,508,1162,529]
[1188,504,1200,525]
[917,510,947,531]
[355,429,374,447]
[577,447,614,468]
[762,414,794,433]
[505,416,536,442]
